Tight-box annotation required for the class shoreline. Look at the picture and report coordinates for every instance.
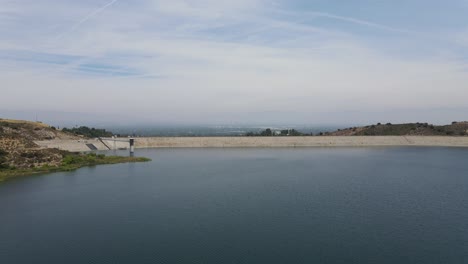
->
[0,154,150,182]
[35,136,468,152]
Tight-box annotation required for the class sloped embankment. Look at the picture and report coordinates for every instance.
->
[0,119,149,182]
[0,119,76,170]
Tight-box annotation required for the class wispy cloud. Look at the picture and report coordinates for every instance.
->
[1,0,468,124]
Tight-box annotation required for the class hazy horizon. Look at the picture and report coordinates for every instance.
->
[1,108,467,128]
[1,0,468,124]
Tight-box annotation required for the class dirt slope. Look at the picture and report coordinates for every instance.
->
[0,119,77,169]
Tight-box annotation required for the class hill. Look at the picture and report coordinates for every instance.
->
[0,118,79,141]
[0,119,78,171]
[325,122,468,136]
[0,119,149,182]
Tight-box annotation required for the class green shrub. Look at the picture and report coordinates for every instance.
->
[63,153,107,166]
[62,155,77,165]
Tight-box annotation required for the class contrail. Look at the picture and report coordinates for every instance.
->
[271,9,412,34]
[55,0,118,41]
[309,11,412,34]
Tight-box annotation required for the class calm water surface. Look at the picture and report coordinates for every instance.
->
[1,147,467,264]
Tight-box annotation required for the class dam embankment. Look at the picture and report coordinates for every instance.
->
[34,136,468,152]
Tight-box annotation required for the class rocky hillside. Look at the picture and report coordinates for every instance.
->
[0,119,78,141]
[0,119,78,169]
[0,119,149,181]
[326,122,468,136]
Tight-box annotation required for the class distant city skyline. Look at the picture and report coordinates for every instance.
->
[1,0,468,125]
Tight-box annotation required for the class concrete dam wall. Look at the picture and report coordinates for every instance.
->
[35,136,468,152]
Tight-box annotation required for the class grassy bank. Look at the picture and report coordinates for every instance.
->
[0,153,151,182]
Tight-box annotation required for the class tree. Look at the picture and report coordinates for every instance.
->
[62,126,113,138]
[289,129,303,136]
[260,128,273,136]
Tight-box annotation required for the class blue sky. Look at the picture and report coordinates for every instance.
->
[1,0,468,125]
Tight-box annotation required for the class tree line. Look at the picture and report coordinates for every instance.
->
[245,129,306,137]
[62,126,114,138]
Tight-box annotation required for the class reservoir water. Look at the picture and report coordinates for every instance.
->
[1,147,467,264]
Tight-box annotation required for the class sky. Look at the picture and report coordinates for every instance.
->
[1,0,468,126]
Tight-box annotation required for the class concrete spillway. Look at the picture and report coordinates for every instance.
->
[34,139,111,152]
